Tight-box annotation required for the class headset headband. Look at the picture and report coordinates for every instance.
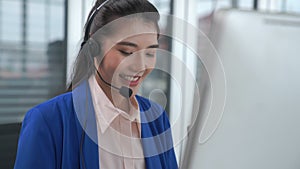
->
[83,0,110,44]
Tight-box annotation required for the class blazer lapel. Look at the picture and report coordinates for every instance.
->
[73,81,99,169]
[138,96,163,169]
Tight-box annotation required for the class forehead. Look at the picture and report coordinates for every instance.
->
[93,17,158,45]
[109,18,157,43]
[116,17,156,31]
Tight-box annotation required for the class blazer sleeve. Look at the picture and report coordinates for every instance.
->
[14,108,56,169]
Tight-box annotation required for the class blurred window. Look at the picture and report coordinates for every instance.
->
[0,0,67,125]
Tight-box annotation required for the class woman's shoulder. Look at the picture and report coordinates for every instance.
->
[35,92,73,113]
[23,92,75,126]
[37,91,72,107]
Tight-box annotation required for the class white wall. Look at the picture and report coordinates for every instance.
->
[182,9,300,169]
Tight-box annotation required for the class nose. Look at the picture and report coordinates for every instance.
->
[129,51,146,72]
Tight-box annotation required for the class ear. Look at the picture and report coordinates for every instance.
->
[88,38,101,57]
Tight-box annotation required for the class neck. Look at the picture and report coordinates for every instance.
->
[95,73,131,112]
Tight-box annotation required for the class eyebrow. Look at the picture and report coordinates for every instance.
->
[116,41,159,49]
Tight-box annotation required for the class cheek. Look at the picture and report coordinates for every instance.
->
[102,53,123,71]
[142,68,154,78]
[143,57,156,77]
[99,59,120,82]
[152,57,157,67]
[145,57,156,70]
[146,59,156,72]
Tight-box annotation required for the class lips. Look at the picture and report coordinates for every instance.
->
[120,74,141,86]
[121,75,139,82]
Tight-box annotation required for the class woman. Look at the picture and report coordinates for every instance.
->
[14,0,178,169]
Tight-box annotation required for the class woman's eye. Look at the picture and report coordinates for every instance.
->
[119,50,133,56]
[146,53,155,57]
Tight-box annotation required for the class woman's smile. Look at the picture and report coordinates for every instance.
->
[119,73,143,87]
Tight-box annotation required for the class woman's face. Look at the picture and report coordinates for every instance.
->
[96,19,159,97]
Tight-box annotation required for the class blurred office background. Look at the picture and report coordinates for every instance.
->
[0,0,66,168]
[1,0,300,168]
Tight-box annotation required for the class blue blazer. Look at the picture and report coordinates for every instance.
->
[14,81,178,169]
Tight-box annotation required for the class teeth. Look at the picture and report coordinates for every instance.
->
[122,75,139,82]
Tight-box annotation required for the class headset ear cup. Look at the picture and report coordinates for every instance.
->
[87,38,101,57]
[80,38,101,60]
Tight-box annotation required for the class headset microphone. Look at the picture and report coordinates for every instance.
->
[95,68,133,98]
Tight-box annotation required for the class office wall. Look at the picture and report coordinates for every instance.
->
[182,10,300,169]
